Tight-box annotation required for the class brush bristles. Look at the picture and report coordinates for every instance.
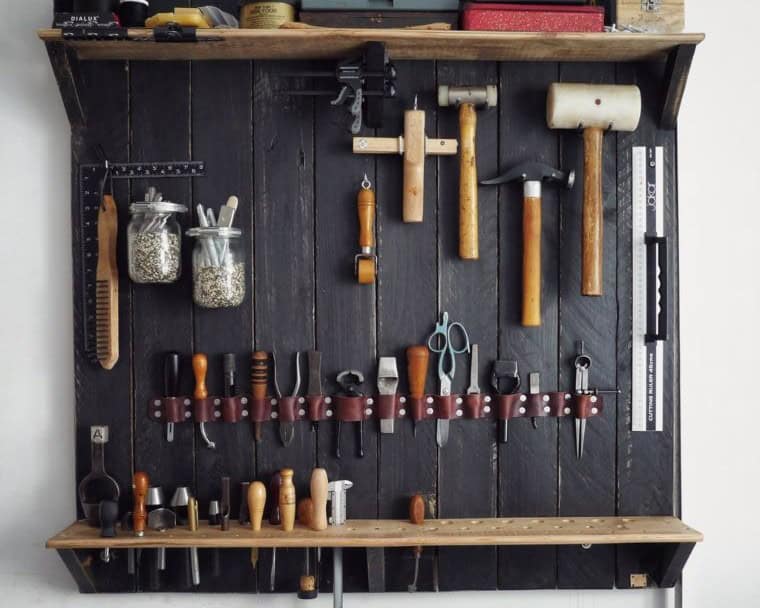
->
[95,280,114,359]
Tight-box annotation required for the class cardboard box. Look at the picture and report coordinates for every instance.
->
[616,0,684,33]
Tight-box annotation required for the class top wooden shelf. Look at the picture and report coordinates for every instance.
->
[38,28,704,62]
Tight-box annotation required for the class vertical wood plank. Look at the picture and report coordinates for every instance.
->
[314,64,377,592]
[376,61,439,592]
[253,60,317,593]
[556,62,618,589]
[436,60,499,591]
[496,61,560,590]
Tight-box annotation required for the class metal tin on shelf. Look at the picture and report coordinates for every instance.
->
[239,1,297,29]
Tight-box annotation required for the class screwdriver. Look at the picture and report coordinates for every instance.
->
[192,353,216,449]
[251,351,269,443]
[407,494,425,592]
[406,346,430,437]
[269,471,282,592]
[247,481,266,572]
[164,352,180,442]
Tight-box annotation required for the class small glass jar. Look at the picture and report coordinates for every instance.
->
[127,201,187,284]
[187,227,246,309]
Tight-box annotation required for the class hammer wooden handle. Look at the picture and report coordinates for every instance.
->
[523,196,542,327]
[192,353,208,400]
[582,127,604,296]
[459,104,479,260]
[406,346,429,399]
[403,109,426,223]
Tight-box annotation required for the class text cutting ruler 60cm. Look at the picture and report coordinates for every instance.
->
[632,147,667,432]
[79,161,205,361]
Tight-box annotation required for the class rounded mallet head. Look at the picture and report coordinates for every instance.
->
[547,83,641,132]
[438,85,498,108]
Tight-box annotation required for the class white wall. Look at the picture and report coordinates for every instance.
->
[0,1,756,606]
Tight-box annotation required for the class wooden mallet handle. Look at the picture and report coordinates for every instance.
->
[582,127,604,296]
[522,189,542,327]
[192,353,208,400]
[458,103,479,260]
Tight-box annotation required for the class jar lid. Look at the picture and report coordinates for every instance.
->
[130,201,188,214]
[187,227,243,238]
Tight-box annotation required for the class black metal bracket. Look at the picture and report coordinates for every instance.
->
[659,43,697,130]
[45,42,87,133]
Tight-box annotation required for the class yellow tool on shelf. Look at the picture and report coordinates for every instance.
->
[146,8,213,29]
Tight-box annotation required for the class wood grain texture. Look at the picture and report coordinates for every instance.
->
[376,62,439,592]
[436,60,499,591]
[38,29,704,62]
[496,61,561,590]
[557,62,618,589]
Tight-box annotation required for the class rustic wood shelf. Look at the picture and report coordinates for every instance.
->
[48,516,702,550]
[37,28,704,62]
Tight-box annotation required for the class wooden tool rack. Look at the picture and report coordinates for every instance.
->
[40,4,704,596]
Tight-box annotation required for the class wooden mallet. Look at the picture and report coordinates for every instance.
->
[547,83,641,295]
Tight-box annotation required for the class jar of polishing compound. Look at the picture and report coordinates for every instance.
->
[187,227,246,309]
[239,0,296,29]
[127,201,187,284]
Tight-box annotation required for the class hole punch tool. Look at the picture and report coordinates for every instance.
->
[273,351,301,447]
[491,360,520,443]
[335,370,366,459]
[427,312,471,448]
[78,426,120,526]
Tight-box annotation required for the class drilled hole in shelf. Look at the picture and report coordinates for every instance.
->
[531,519,543,524]
[622,518,634,523]
[591,518,602,523]
[470,520,481,525]
[586,525,594,529]
[374,527,381,531]
[440,521,451,525]
[562,519,573,523]
[501,520,513,524]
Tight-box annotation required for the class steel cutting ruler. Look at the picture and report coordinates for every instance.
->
[78,161,205,361]
[632,146,667,432]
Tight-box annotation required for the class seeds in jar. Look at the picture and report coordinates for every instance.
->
[193,262,245,308]
[129,232,181,283]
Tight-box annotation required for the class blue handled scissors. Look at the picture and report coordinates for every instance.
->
[427,312,471,396]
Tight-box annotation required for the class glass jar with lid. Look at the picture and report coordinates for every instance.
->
[186,227,246,309]
[127,201,188,284]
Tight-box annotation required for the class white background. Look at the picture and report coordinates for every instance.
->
[1,1,757,606]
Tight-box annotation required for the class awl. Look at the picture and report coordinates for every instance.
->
[306,350,323,432]
[377,357,399,434]
[164,352,180,442]
[251,351,269,443]
[406,346,429,437]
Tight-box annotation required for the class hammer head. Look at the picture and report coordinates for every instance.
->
[547,83,641,132]
[438,85,498,109]
[481,162,575,189]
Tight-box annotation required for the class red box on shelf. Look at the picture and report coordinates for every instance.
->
[461,3,605,33]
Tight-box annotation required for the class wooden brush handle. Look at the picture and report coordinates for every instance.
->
[97,194,118,280]
[193,353,208,400]
[582,127,604,296]
[357,187,376,249]
[403,109,426,223]
[96,194,119,370]
[458,103,479,260]
[522,196,542,327]
[406,346,429,399]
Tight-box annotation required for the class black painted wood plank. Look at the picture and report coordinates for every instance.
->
[130,56,194,592]
[252,60,318,594]
[376,61,439,593]
[74,60,134,593]
[191,55,256,592]
[314,63,378,593]
[496,61,560,590]
[556,62,618,589]
[436,60,499,592]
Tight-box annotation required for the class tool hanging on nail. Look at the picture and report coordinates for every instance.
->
[164,353,181,442]
[335,370,366,458]
[491,360,520,443]
[273,351,301,447]
[355,175,377,285]
[306,350,323,432]
[438,84,498,260]
[573,341,619,459]
[79,426,121,527]
[328,480,353,608]
[96,173,119,369]
[377,357,399,434]
[353,95,458,223]
[407,494,425,593]
[427,312,471,448]
[547,83,641,296]
[406,345,429,437]
[481,162,575,326]
[251,351,269,442]
[192,353,216,449]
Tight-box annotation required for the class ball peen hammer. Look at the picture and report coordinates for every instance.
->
[547,83,641,296]
[438,84,498,260]
[482,162,574,327]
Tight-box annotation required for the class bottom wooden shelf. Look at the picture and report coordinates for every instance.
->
[47,516,702,550]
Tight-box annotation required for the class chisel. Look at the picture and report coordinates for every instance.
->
[251,351,269,443]
[377,357,399,434]
[306,350,323,432]
[164,352,180,442]
[466,344,480,399]
[406,346,429,437]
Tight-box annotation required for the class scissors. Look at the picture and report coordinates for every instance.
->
[427,312,471,396]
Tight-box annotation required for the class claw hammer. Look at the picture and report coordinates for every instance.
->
[438,84,498,260]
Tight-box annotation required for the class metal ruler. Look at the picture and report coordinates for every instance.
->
[632,147,667,432]
[78,161,205,361]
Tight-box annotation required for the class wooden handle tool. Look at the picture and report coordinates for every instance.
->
[251,351,269,442]
[355,177,377,285]
[96,194,119,369]
[279,468,296,532]
[248,481,266,570]
[192,353,208,400]
[309,468,328,531]
[403,107,426,222]
[522,193,542,327]
[408,494,425,592]
[582,126,604,296]
[132,472,149,537]
[458,103,479,260]
[406,345,429,437]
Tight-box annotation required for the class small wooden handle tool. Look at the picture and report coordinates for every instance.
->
[309,468,328,531]
[279,468,296,532]
[355,178,377,285]
[133,472,149,537]
[403,107,426,222]
[192,353,208,400]
[408,494,425,592]
[248,481,267,570]
[96,193,119,369]
[406,345,429,437]
[251,351,269,442]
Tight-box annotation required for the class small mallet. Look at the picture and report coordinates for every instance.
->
[547,83,641,296]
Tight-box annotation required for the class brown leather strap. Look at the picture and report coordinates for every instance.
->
[162,397,185,424]
[250,397,272,423]
[335,395,366,422]
[574,394,604,419]
[193,398,215,423]
[463,394,484,419]
[221,397,242,423]
[497,394,523,420]
[306,395,326,422]
[376,394,399,421]
[278,396,299,423]
[435,395,456,420]
[407,396,427,422]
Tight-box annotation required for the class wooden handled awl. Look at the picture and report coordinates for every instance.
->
[192,353,216,449]
[353,97,457,223]
[547,83,641,295]
[133,471,149,537]
[279,468,296,532]
[355,175,377,285]
[310,468,328,531]
[96,193,119,369]
[439,85,498,260]
[408,494,425,592]
[251,351,269,443]
[406,345,429,437]
[247,481,266,570]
